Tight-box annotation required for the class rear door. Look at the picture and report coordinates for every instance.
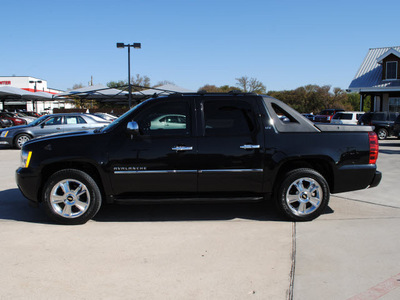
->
[63,115,90,132]
[196,96,264,194]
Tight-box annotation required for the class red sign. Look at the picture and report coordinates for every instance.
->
[0,81,11,85]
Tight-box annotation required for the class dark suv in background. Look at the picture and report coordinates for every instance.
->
[393,115,400,138]
[357,112,399,140]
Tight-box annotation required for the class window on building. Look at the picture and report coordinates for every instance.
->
[386,61,398,80]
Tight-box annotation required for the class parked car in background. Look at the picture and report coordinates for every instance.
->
[93,112,117,122]
[392,115,400,138]
[331,111,364,125]
[357,112,399,140]
[0,112,27,126]
[15,112,37,124]
[314,109,345,123]
[0,113,110,149]
[301,113,315,121]
[0,117,13,128]
[20,111,41,118]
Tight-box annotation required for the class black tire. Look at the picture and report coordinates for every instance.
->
[42,169,102,225]
[376,128,388,140]
[14,134,31,149]
[276,168,330,221]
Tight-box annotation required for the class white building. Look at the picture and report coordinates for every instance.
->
[0,76,74,113]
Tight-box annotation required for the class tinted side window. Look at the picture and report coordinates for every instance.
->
[389,113,398,121]
[65,116,87,124]
[135,101,190,136]
[204,100,255,136]
[45,116,63,125]
[372,113,386,121]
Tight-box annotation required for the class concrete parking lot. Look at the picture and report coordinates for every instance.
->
[0,139,399,299]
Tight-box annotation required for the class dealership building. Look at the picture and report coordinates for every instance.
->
[0,76,73,113]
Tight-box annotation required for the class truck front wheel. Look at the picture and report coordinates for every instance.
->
[276,168,330,221]
[42,169,102,225]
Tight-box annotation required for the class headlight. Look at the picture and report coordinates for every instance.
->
[20,150,33,168]
[0,131,8,138]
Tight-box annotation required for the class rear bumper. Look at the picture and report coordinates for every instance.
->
[332,164,381,193]
[369,170,382,188]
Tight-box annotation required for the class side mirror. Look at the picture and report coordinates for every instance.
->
[40,123,45,128]
[127,121,139,135]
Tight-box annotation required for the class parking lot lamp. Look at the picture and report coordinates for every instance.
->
[116,42,141,108]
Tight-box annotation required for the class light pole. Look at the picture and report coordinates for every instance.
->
[29,80,42,112]
[116,42,141,108]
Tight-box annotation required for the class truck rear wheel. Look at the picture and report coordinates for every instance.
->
[42,169,102,225]
[276,168,329,221]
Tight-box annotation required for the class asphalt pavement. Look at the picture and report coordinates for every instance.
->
[0,139,399,299]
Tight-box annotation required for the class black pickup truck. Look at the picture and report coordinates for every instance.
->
[16,93,381,224]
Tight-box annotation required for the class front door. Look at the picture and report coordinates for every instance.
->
[107,98,197,197]
[196,97,264,194]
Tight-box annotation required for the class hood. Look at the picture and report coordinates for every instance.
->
[0,124,30,132]
[25,130,95,146]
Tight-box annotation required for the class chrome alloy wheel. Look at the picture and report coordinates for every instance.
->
[16,135,30,148]
[285,177,323,216]
[50,179,91,218]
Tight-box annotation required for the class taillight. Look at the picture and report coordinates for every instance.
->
[368,131,379,164]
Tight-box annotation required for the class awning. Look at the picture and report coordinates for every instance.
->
[55,84,129,100]
[0,86,55,100]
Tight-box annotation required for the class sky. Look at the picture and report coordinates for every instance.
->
[1,0,399,92]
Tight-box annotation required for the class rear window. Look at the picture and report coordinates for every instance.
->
[333,113,352,120]
[320,110,335,115]
[372,113,387,121]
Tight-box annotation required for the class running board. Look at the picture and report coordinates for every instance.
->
[113,196,264,204]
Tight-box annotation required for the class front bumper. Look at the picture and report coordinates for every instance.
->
[0,136,12,146]
[15,167,41,203]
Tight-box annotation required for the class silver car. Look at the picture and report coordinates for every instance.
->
[0,113,110,149]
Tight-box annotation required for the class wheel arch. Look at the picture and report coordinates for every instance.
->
[13,132,33,147]
[272,157,334,195]
[39,161,106,203]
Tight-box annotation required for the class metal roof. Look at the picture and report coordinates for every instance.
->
[348,46,400,92]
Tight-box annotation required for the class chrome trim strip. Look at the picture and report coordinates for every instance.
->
[114,169,263,174]
[114,170,197,174]
[199,169,263,173]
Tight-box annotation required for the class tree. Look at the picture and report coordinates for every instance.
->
[107,74,151,91]
[154,80,175,87]
[68,83,84,91]
[197,84,238,93]
[235,76,266,94]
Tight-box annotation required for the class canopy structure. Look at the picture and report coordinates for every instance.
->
[132,84,195,97]
[0,86,57,111]
[54,84,196,105]
[56,84,129,100]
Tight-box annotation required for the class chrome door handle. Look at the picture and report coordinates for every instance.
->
[172,146,193,152]
[240,144,260,150]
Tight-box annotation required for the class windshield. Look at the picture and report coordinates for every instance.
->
[101,101,148,133]
[30,115,51,126]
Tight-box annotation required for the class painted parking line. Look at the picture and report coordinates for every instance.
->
[347,273,400,300]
